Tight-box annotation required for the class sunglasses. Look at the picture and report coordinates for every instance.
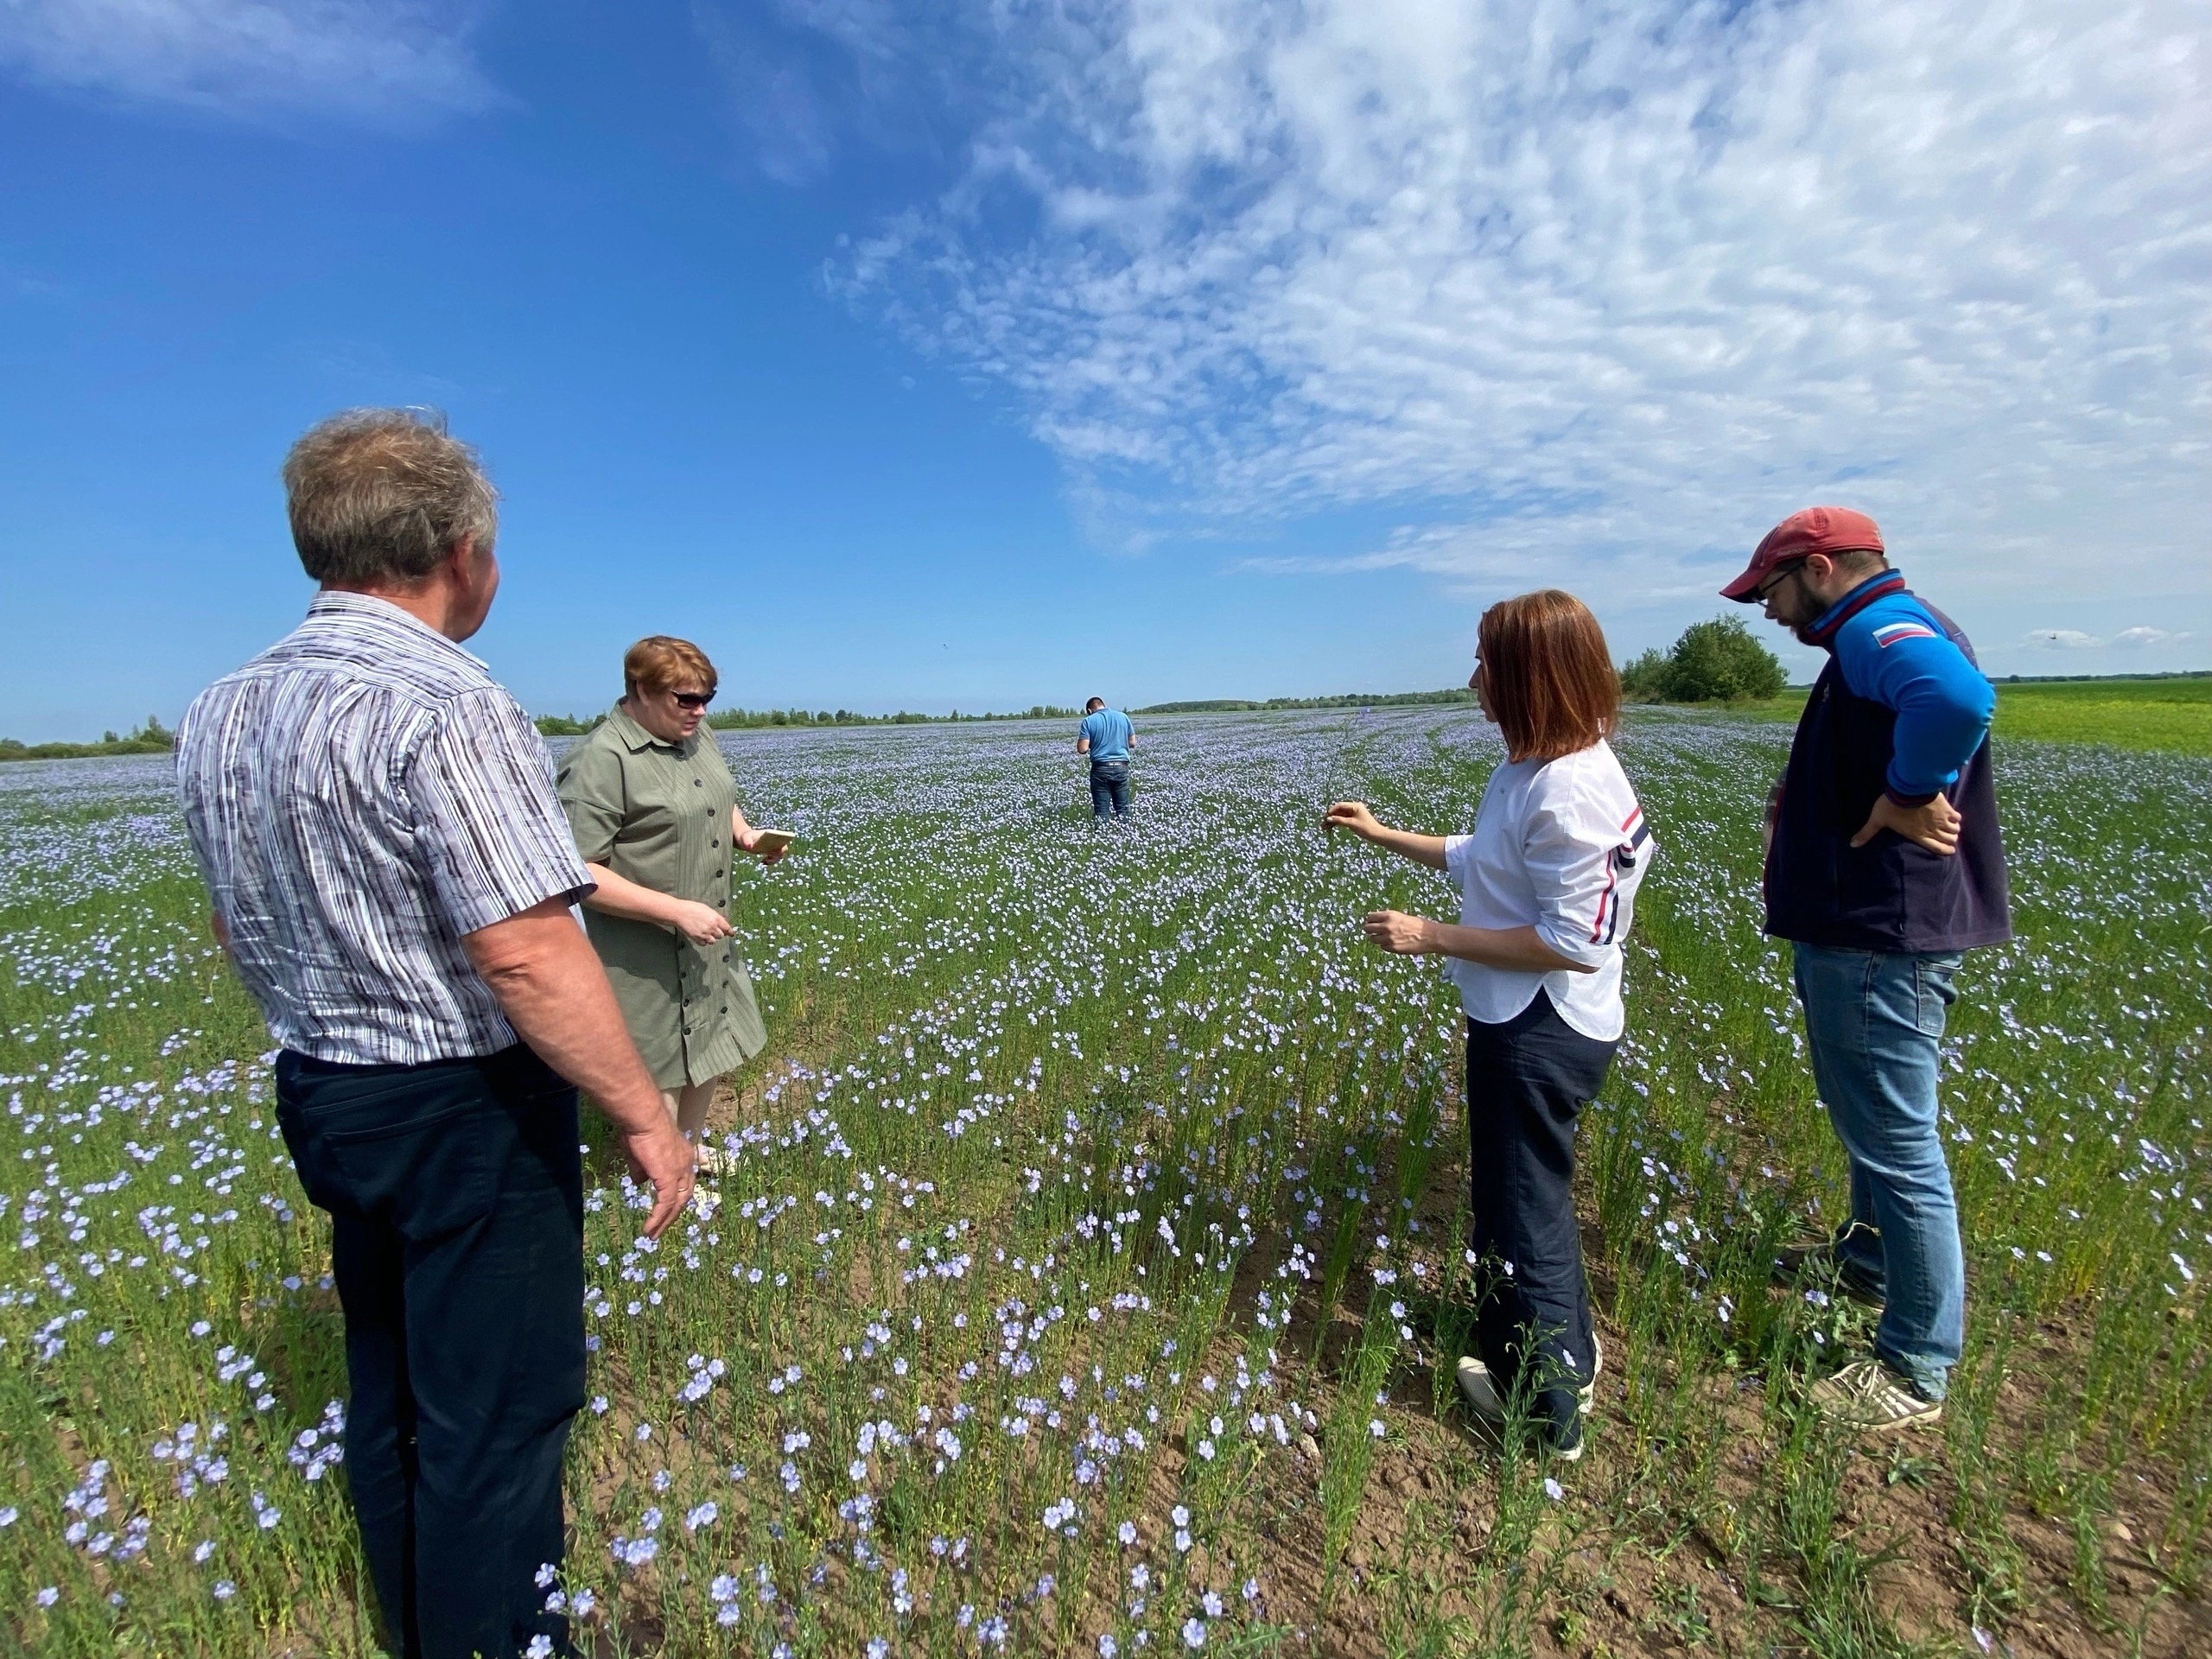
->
[670,691,714,710]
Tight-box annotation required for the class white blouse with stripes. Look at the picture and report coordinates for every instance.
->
[1440,738,1653,1042]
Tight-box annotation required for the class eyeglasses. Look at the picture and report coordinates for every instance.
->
[1755,561,1805,600]
[671,691,714,711]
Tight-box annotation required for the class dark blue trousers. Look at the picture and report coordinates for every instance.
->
[1089,760,1133,818]
[276,1045,585,1659]
[1465,991,1617,1447]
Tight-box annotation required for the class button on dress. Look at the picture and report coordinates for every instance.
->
[555,705,768,1090]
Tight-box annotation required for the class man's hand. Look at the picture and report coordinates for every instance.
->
[620,1117,696,1239]
[1325,801,1382,840]
[671,899,735,944]
[1363,909,1435,955]
[1853,792,1961,855]
[463,898,693,1237]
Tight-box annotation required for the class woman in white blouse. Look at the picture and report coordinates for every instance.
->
[1327,588,1653,1459]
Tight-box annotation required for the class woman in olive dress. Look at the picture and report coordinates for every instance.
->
[556,636,781,1173]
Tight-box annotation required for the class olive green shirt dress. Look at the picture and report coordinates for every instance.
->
[555,705,768,1090]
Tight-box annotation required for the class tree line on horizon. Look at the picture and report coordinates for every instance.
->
[526,620,1796,733]
[0,715,176,763]
[532,704,1087,737]
[1141,618,1798,714]
[6,645,2207,760]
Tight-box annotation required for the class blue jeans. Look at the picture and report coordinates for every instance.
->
[1791,943,1966,1401]
[1090,761,1132,819]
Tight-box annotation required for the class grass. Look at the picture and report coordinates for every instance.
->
[0,709,2206,1656]
[1656,673,2212,756]
[1990,676,2212,756]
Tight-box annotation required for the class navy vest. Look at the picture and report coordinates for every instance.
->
[1764,600,2012,953]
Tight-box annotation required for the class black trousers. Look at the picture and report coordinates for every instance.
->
[1465,990,1618,1443]
[276,1044,586,1659]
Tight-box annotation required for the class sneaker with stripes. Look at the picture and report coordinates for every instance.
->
[1808,1357,1942,1431]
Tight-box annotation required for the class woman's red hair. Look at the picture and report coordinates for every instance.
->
[1478,590,1620,763]
[623,635,718,700]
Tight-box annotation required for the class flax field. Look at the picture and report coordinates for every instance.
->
[2,707,2207,1657]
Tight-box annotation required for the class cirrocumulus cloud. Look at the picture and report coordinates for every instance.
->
[0,0,502,124]
[824,0,2209,608]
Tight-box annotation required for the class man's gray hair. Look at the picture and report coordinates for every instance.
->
[283,409,499,588]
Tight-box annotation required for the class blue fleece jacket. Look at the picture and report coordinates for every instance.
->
[1807,570,1995,803]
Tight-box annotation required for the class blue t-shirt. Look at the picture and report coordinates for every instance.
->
[1079,709,1132,762]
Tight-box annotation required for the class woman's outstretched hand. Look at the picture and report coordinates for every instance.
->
[1325,804,1449,871]
[1325,800,1382,839]
[1363,910,1434,955]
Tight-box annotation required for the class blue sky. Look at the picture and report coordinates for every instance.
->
[2,1,2204,741]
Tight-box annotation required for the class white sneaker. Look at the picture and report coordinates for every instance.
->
[1456,1355,1505,1420]
[1458,1357,1586,1461]
[1459,1335,1603,1418]
[1580,1333,1603,1411]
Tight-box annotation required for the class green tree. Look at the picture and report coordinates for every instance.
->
[1621,615,1787,703]
[534,713,604,737]
[1618,648,1671,702]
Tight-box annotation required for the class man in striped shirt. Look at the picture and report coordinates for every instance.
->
[178,409,693,1659]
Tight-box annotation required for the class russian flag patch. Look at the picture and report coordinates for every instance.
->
[1872,620,1938,648]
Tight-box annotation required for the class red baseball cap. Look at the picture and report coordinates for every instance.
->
[1721,506,1885,601]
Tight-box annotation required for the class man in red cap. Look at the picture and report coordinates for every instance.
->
[1726,506,2011,1431]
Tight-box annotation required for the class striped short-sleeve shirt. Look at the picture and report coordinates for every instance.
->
[176,592,593,1065]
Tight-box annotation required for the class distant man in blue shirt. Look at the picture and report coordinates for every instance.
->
[1725,506,2010,1433]
[1076,697,1136,820]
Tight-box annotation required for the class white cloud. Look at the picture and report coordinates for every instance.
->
[2110,626,2192,649]
[825,0,2210,606]
[0,1,502,123]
